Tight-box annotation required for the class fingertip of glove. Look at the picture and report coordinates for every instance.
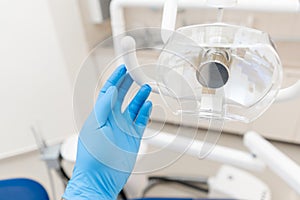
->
[142,84,152,92]
[118,64,127,72]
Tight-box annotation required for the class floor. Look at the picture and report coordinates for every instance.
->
[0,122,300,200]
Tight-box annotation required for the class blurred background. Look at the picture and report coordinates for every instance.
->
[0,0,300,199]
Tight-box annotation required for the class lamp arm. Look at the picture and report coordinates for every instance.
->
[244,131,300,195]
[161,0,178,43]
[144,128,265,172]
[275,80,300,103]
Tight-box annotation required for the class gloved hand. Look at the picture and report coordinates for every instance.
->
[63,65,152,200]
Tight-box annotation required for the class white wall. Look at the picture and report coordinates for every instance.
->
[0,0,87,158]
[47,0,89,85]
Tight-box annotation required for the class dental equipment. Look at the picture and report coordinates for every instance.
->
[111,0,300,196]
[208,165,271,199]
[244,131,300,195]
[142,165,271,199]
[111,0,300,41]
[85,0,300,173]
[143,128,265,172]
[31,125,68,199]
[110,0,300,105]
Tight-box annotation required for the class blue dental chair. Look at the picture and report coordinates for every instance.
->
[0,178,49,200]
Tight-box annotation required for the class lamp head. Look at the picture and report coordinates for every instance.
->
[156,23,283,122]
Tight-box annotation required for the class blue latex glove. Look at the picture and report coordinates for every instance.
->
[63,65,152,200]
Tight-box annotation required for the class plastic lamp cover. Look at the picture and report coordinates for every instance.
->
[156,23,283,123]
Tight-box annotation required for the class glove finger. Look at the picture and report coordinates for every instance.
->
[95,86,118,128]
[115,73,133,109]
[126,84,151,121]
[99,65,126,96]
[135,101,152,128]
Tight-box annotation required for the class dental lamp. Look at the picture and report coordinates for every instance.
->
[120,0,290,123]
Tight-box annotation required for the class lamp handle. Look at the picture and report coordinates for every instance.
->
[121,36,159,92]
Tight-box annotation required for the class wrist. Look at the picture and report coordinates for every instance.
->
[63,169,117,200]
